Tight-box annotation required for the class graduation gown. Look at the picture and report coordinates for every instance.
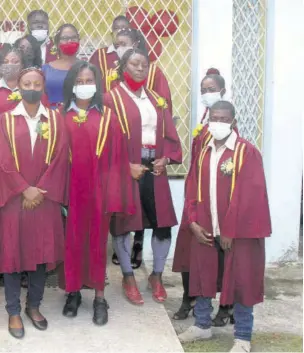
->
[45,39,57,63]
[0,108,69,273]
[104,85,182,236]
[0,87,50,114]
[186,137,271,306]
[64,107,135,292]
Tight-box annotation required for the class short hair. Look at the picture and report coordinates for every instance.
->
[62,61,103,114]
[210,100,236,118]
[0,45,26,69]
[116,28,147,53]
[27,10,48,22]
[118,48,150,80]
[112,15,130,29]
[54,24,80,47]
[14,34,42,68]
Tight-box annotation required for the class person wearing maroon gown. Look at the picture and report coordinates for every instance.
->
[0,67,69,339]
[178,101,271,353]
[104,48,182,305]
[89,15,131,93]
[109,28,173,269]
[61,61,135,325]
[27,10,57,64]
[173,69,234,324]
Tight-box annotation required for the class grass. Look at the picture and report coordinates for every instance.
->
[182,332,303,352]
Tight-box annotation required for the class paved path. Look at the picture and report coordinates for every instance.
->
[0,264,183,353]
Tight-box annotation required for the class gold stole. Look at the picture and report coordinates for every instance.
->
[146,63,157,91]
[98,48,108,79]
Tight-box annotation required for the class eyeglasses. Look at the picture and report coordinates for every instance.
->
[59,36,79,42]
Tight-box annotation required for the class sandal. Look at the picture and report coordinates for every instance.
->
[173,300,195,320]
[212,305,234,326]
[131,243,143,269]
[112,252,120,266]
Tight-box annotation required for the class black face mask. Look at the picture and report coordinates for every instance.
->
[20,89,43,104]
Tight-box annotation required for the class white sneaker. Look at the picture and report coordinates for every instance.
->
[178,325,212,343]
[229,339,251,352]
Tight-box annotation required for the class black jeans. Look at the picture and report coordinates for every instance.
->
[4,264,46,316]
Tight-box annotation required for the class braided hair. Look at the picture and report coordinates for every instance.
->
[116,28,147,53]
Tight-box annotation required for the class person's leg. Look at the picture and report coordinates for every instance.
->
[112,233,143,305]
[173,272,196,320]
[131,230,144,269]
[26,264,48,330]
[178,296,213,342]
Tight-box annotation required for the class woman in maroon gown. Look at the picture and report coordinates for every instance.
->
[61,61,135,325]
[0,67,69,339]
[104,48,182,305]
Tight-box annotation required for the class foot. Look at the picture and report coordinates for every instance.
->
[212,305,234,327]
[25,307,48,331]
[62,291,82,317]
[21,272,28,289]
[122,277,144,305]
[229,339,251,352]
[148,274,167,303]
[131,242,143,269]
[178,325,212,343]
[93,298,109,326]
[8,315,24,339]
[173,300,195,320]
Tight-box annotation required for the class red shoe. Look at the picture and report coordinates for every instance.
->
[122,278,144,305]
[148,275,167,303]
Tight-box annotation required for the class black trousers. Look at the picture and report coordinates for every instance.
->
[4,264,46,316]
[139,159,171,240]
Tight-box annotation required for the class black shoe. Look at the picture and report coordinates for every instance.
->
[112,252,120,265]
[131,243,143,269]
[25,308,48,331]
[8,316,25,339]
[173,300,195,320]
[63,291,82,317]
[212,305,234,327]
[93,298,109,326]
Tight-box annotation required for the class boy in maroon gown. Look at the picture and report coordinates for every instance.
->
[178,101,271,353]
[61,61,135,326]
[0,67,69,339]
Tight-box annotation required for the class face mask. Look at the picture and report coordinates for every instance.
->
[0,64,21,81]
[20,89,43,104]
[31,29,48,42]
[73,85,97,100]
[59,42,79,56]
[208,122,232,141]
[117,46,133,59]
[201,92,222,108]
[123,71,146,92]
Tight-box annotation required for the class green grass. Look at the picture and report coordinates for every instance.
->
[182,332,303,352]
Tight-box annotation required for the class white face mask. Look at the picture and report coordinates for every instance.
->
[31,29,48,42]
[201,92,222,108]
[116,46,133,59]
[73,85,97,100]
[208,122,232,141]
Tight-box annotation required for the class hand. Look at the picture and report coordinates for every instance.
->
[23,187,47,202]
[130,163,148,180]
[152,158,168,176]
[190,222,213,246]
[22,197,43,210]
[220,235,233,251]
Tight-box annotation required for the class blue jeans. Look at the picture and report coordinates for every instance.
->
[194,296,254,341]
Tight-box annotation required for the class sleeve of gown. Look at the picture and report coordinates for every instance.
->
[162,108,183,164]
[220,145,272,239]
[185,153,200,224]
[89,49,107,93]
[0,115,29,207]
[36,112,69,204]
[105,112,136,215]
[154,66,173,115]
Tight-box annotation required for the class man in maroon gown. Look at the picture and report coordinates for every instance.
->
[178,101,271,353]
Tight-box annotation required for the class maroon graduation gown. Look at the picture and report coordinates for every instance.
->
[104,85,182,235]
[64,107,135,292]
[0,108,69,273]
[185,137,271,306]
[45,39,58,63]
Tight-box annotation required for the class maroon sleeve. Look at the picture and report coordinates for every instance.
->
[154,66,173,115]
[162,108,182,164]
[36,111,69,204]
[0,114,29,207]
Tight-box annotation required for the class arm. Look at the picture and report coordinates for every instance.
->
[154,66,173,115]
[162,108,182,164]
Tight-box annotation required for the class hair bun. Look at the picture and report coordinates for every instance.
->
[206,68,220,75]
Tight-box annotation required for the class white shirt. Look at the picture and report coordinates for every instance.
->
[107,44,116,54]
[11,101,49,153]
[40,37,51,64]
[208,130,237,236]
[0,78,18,92]
[120,82,157,145]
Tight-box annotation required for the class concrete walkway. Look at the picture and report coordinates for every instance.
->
[0,264,183,353]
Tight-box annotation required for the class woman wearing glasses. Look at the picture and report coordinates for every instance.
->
[42,24,80,108]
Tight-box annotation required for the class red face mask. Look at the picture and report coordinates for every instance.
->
[123,71,146,92]
[59,42,79,56]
